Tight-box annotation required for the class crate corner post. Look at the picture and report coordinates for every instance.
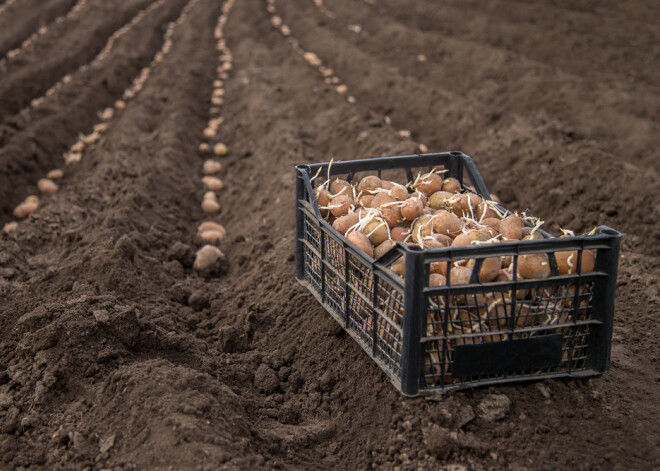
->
[295,165,306,282]
[589,227,623,374]
[399,246,425,396]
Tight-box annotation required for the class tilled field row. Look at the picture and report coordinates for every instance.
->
[0,0,78,58]
[0,0,190,220]
[4,0,207,233]
[0,0,155,121]
[0,0,243,467]
[0,0,87,67]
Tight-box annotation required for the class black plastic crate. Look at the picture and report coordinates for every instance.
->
[295,152,622,396]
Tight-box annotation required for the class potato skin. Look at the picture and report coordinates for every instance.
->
[358,194,375,208]
[441,177,461,194]
[13,201,38,219]
[411,214,434,244]
[400,197,424,222]
[410,191,428,207]
[389,183,409,201]
[374,240,396,259]
[517,253,550,279]
[390,226,410,242]
[428,191,457,211]
[363,219,389,246]
[198,221,226,237]
[371,192,393,209]
[330,194,352,217]
[381,204,402,228]
[432,210,463,237]
[201,199,220,213]
[193,245,223,271]
[452,231,489,247]
[481,218,501,233]
[357,175,382,193]
[500,215,524,240]
[414,173,443,196]
[200,230,225,244]
[467,257,502,283]
[556,249,596,274]
[332,212,360,235]
[347,231,374,258]
[330,179,352,197]
[477,201,499,221]
[37,178,58,194]
[429,273,446,286]
[449,266,472,285]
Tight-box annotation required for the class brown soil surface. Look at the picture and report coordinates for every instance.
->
[1,0,659,469]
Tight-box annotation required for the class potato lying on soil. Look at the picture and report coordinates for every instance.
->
[37,178,58,194]
[198,221,226,237]
[14,197,39,219]
[47,169,64,180]
[193,245,224,271]
[203,159,222,175]
[201,230,225,244]
[201,192,220,213]
[214,143,228,156]
[3,222,18,234]
[202,176,223,191]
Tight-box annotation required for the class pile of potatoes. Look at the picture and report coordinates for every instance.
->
[312,170,597,384]
[314,170,596,288]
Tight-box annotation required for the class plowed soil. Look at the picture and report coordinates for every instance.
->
[1,0,659,469]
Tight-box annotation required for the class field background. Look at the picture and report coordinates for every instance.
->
[1,0,659,469]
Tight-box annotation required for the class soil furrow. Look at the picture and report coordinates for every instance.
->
[0,0,78,58]
[0,0,255,468]
[0,0,87,67]
[0,0,190,221]
[279,0,660,173]
[0,0,17,16]
[0,0,155,121]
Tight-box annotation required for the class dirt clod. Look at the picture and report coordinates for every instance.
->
[254,364,279,394]
[476,394,511,422]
